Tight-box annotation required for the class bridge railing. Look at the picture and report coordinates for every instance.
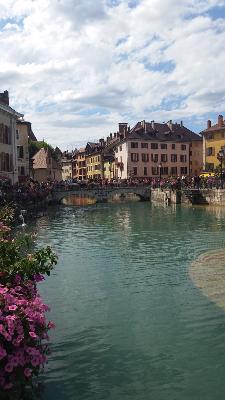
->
[52,184,152,192]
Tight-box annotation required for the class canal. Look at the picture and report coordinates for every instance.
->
[34,202,225,400]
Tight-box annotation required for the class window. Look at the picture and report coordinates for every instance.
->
[206,147,215,156]
[0,152,10,172]
[171,154,177,162]
[20,166,25,176]
[205,162,214,171]
[131,142,138,148]
[115,148,118,153]
[208,133,214,139]
[161,167,168,175]
[119,145,122,151]
[133,167,137,175]
[151,143,158,149]
[142,153,149,162]
[161,143,167,149]
[17,146,24,159]
[161,154,167,162]
[180,155,187,162]
[143,167,148,176]
[16,130,19,140]
[141,143,148,148]
[171,167,177,176]
[131,153,139,162]
[152,166,158,175]
[181,144,186,150]
[221,132,225,138]
[180,167,187,175]
[151,154,158,163]
[190,151,192,156]
[172,144,176,150]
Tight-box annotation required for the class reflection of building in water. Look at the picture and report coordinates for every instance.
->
[190,249,225,309]
[115,209,131,233]
[62,195,96,206]
[202,205,225,222]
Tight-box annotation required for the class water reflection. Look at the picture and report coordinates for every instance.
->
[34,203,225,400]
[62,196,96,206]
[190,249,225,309]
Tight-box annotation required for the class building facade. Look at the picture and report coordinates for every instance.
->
[202,115,225,171]
[86,141,104,180]
[0,91,23,184]
[113,120,202,179]
[16,120,37,182]
[62,151,73,181]
[31,147,62,182]
[72,148,86,180]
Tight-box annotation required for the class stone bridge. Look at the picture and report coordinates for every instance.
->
[49,186,151,204]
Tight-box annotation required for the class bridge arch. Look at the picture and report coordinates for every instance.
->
[49,186,151,205]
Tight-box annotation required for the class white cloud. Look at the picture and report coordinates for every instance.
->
[0,0,225,148]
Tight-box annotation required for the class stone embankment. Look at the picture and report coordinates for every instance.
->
[151,188,225,205]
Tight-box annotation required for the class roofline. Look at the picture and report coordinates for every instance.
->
[0,102,23,118]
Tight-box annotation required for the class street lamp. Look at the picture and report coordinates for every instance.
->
[158,162,162,182]
[217,148,225,188]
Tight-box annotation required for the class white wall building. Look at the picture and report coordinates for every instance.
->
[114,120,202,179]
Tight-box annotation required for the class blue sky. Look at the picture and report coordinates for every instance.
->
[0,0,225,149]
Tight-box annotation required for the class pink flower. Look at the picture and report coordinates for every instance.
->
[29,331,37,339]
[48,321,56,329]
[5,363,13,373]
[4,383,13,390]
[8,305,17,311]
[24,368,32,378]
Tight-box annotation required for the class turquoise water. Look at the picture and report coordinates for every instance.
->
[35,202,225,400]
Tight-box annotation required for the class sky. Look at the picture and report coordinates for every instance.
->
[0,0,225,150]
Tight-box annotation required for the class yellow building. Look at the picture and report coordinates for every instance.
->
[103,156,114,180]
[202,115,225,171]
[72,148,86,180]
[86,141,104,180]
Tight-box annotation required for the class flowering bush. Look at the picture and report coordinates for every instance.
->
[0,206,57,399]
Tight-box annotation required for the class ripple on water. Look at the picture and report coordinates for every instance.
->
[190,249,225,309]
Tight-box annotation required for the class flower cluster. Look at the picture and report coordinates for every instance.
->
[0,207,57,397]
[0,276,55,391]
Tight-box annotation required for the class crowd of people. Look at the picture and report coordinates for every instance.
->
[0,174,224,205]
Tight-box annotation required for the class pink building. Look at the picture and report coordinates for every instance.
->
[114,120,202,179]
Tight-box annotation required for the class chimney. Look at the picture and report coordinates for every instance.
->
[114,132,116,138]
[107,136,110,144]
[167,120,173,130]
[151,120,155,129]
[141,120,147,133]
[118,123,128,137]
[99,138,105,147]
[180,120,183,127]
[110,133,113,140]
[0,90,9,106]
[207,120,211,129]
[218,115,223,127]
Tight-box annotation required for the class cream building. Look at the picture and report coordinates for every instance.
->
[0,91,23,184]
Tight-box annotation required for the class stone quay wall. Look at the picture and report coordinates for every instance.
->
[151,188,225,205]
